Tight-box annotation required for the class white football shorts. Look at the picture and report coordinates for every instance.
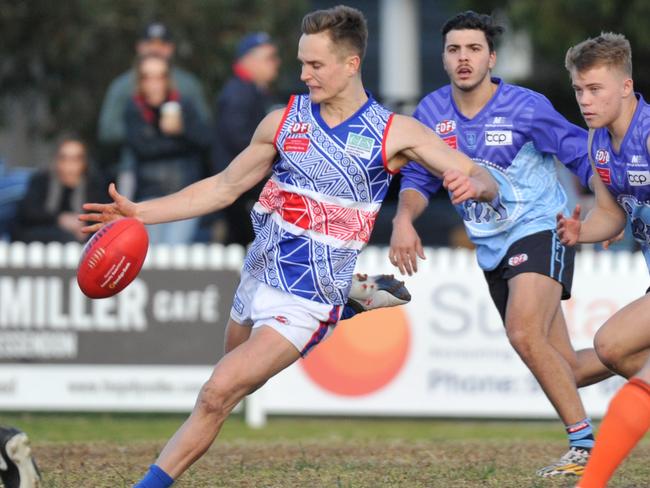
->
[230,269,342,356]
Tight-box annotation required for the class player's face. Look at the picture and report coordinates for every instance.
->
[443,29,495,92]
[570,64,632,129]
[298,32,359,104]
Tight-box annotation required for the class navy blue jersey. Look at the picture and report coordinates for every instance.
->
[401,78,592,270]
[591,94,650,271]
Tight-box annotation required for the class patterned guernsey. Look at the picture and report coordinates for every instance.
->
[591,94,650,271]
[243,93,396,305]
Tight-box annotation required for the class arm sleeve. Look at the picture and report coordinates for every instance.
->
[528,95,593,188]
[400,162,443,200]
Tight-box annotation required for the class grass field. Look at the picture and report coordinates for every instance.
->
[1,413,648,487]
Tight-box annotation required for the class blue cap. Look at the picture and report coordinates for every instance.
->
[236,32,272,59]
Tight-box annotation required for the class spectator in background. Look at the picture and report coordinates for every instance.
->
[124,53,211,245]
[211,32,280,245]
[11,136,104,243]
[97,22,210,184]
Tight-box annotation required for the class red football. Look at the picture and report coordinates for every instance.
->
[77,218,149,299]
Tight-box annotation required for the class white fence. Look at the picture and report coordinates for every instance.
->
[0,242,644,425]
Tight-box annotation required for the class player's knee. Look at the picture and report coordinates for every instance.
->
[196,380,235,418]
[505,326,535,358]
[594,332,623,372]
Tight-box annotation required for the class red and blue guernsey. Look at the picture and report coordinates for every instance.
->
[591,94,650,271]
[243,93,396,305]
[401,78,593,271]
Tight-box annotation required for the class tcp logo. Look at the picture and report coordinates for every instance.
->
[628,171,650,186]
[485,131,512,146]
[596,149,609,165]
[435,119,456,135]
[301,308,410,396]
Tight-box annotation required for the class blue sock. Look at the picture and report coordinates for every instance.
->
[340,304,357,320]
[566,418,594,450]
[133,464,174,488]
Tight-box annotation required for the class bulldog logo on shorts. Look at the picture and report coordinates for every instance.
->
[508,253,528,267]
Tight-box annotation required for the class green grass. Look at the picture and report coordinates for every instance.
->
[1,413,648,487]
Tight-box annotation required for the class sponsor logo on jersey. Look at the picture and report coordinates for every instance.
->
[465,131,478,148]
[274,315,290,325]
[628,170,650,186]
[596,167,611,184]
[442,135,457,149]
[630,155,645,166]
[508,253,528,267]
[435,119,456,135]
[595,149,609,165]
[283,138,310,152]
[289,122,312,134]
[485,116,511,126]
[345,133,374,159]
[485,130,512,146]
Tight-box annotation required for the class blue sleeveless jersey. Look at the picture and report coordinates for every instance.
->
[401,78,592,270]
[591,94,650,271]
[243,93,395,305]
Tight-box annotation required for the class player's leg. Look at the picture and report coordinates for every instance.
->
[593,293,650,378]
[505,273,594,477]
[577,360,650,488]
[134,325,300,486]
[546,307,613,387]
[224,318,252,353]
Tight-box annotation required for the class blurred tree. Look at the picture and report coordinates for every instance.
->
[458,0,650,124]
[0,0,307,151]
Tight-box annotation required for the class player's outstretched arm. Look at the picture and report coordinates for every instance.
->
[384,115,498,204]
[80,109,283,233]
[556,172,626,245]
[390,190,428,275]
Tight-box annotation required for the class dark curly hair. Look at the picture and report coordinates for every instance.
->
[441,11,504,52]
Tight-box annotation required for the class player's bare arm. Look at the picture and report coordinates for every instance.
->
[557,170,627,246]
[80,109,284,233]
[385,114,498,203]
[390,189,429,275]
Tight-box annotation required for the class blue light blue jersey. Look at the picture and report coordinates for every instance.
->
[591,94,650,271]
[401,78,592,270]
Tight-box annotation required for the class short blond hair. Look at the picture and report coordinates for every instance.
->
[565,32,632,76]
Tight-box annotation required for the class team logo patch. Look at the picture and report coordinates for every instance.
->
[435,119,456,135]
[595,149,609,165]
[508,253,528,267]
[597,167,611,184]
[465,131,478,148]
[284,138,310,152]
[628,170,650,186]
[290,122,311,134]
[345,133,374,159]
[443,135,457,149]
[485,130,512,146]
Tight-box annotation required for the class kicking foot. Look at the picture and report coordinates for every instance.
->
[346,273,411,313]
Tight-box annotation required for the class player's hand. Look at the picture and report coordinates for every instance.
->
[389,218,426,276]
[79,183,138,233]
[556,205,581,246]
[442,169,483,205]
[602,229,625,250]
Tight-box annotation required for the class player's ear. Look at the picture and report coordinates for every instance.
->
[346,53,361,76]
[622,77,633,97]
[488,50,496,70]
